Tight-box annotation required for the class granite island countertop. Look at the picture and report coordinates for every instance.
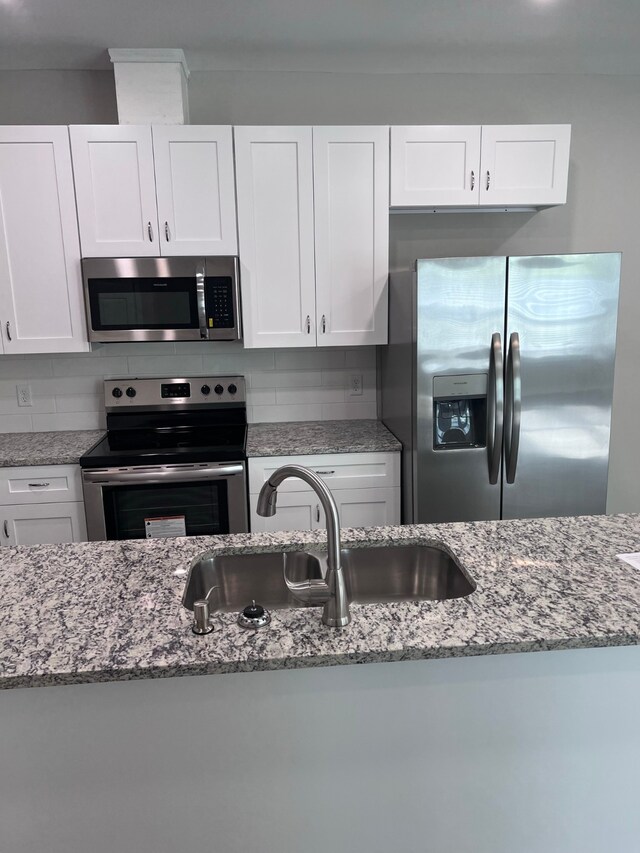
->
[246,419,401,456]
[2,513,640,690]
[0,430,105,467]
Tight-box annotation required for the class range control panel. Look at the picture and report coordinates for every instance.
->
[105,376,246,410]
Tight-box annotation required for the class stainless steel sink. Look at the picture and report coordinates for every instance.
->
[339,544,475,603]
[182,550,323,612]
[183,543,475,619]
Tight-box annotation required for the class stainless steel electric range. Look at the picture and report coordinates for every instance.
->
[79,376,248,541]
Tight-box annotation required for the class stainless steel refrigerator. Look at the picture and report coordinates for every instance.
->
[379,253,621,523]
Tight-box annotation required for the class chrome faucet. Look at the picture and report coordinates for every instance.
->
[256,464,351,627]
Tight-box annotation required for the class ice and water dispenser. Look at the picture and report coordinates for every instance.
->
[433,374,487,450]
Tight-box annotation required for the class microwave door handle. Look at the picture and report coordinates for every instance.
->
[487,332,504,484]
[196,263,208,339]
[504,332,522,484]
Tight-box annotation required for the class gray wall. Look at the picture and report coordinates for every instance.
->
[0,69,638,512]
[2,646,640,853]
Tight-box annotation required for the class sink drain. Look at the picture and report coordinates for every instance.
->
[237,600,271,630]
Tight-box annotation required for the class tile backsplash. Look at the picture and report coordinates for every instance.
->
[0,342,377,432]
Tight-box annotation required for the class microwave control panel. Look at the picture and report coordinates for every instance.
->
[205,278,235,329]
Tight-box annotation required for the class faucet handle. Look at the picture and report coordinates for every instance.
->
[284,575,331,605]
[283,552,331,605]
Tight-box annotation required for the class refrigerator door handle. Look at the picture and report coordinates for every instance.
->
[504,332,522,484]
[487,332,504,484]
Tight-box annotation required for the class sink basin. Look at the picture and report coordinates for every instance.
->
[183,543,475,615]
[339,544,475,603]
[182,550,323,612]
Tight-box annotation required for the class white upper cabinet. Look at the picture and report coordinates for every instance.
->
[390,125,481,207]
[313,126,389,346]
[70,125,238,258]
[0,127,89,354]
[234,126,317,349]
[236,125,389,349]
[479,124,571,207]
[390,124,571,209]
[152,125,237,255]
[70,125,159,257]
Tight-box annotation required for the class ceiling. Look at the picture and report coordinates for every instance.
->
[1,0,639,75]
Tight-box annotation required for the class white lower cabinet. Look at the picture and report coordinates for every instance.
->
[1,502,87,546]
[0,464,87,546]
[248,452,400,533]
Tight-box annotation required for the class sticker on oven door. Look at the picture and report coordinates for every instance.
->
[144,516,187,539]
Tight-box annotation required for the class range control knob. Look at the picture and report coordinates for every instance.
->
[228,383,238,395]
[125,387,137,398]
[111,387,123,399]
[201,384,211,396]
[214,384,224,395]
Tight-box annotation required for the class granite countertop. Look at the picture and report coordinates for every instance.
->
[0,421,399,467]
[0,430,105,467]
[2,513,640,690]
[246,419,401,456]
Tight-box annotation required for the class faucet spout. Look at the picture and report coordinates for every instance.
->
[256,464,351,627]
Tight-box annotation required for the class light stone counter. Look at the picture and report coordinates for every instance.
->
[2,513,640,690]
[246,419,401,456]
[0,430,105,467]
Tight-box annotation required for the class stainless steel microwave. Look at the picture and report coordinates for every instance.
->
[82,256,241,343]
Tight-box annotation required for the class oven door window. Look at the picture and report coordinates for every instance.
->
[103,480,230,539]
[88,278,198,331]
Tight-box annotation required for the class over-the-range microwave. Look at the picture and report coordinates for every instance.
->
[82,256,242,343]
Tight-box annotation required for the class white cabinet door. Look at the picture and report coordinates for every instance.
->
[318,488,401,529]
[235,126,317,349]
[0,127,89,354]
[1,501,87,546]
[313,126,389,346]
[390,125,481,208]
[70,125,159,257]
[479,125,571,207]
[152,125,238,256]
[249,491,317,533]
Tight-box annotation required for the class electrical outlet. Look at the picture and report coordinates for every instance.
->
[349,374,363,396]
[16,384,32,407]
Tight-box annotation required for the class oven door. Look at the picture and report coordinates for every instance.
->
[82,462,248,541]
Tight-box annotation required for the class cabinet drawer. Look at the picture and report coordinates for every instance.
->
[249,452,400,494]
[0,465,83,505]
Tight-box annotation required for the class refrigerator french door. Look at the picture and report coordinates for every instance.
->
[380,253,621,523]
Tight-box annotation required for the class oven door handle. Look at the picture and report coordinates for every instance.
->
[82,464,245,485]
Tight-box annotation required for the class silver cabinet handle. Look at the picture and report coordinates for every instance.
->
[305,315,311,334]
[3,520,8,538]
[314,470,335,476]
[164,221,170,242]
[28,482,50,488]
[315,505,320,523]
[5,321,11,341]
[504,332,522,484]
[470,170,475,191]
[321,315,326,334]
[487,332,504,485]
[486,170,491,191]
[147,221,154,242]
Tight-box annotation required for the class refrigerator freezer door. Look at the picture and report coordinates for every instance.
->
[415,257,506,523]
[503,253,620,519]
